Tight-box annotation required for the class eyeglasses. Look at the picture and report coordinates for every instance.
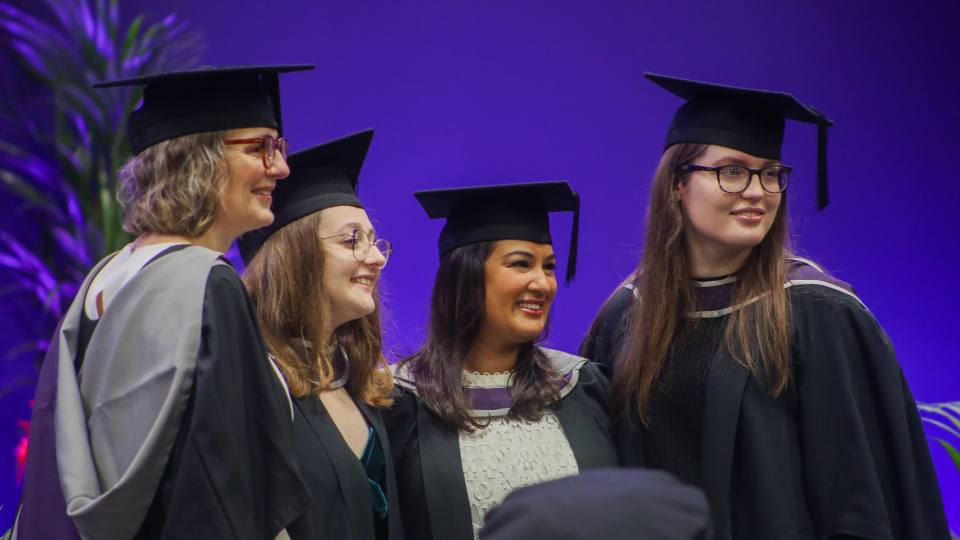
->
[320,229,392,268]
[223,135,288,168]
[678,163,791,194]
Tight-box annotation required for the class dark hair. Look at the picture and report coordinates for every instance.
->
[400,241,563,431]
[611,143,792,424]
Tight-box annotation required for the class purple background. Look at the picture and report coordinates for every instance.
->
[2,0,958,530]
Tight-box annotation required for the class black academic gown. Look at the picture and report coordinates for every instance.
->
[141,264,312,539]
[15,247,311,540]
[383,351,619,540]
[285,391,404,540]
[581,261,950,540]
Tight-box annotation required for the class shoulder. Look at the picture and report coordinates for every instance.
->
[381,369,420,442]
[783,256,880,327]
[785,257,866,309]
[539,347,586,375]
[385,363,423,417]
[205,262,246,299]
[786,259,887,337]
[579,284,635,371]
[576,360,609,386]
[538,347,608,401]
[597,283,637,321]
[128,244,233,297]
[784,260,898,373]
[389,360,419,396]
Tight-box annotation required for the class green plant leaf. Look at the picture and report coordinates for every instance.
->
[121,15,144,63]
[0,170,53,207]
[0,0,203,379]
[934,438,960,473]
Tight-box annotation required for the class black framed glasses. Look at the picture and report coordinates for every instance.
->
[320,229,392,267]
[223,135,288,168]
[678,163,791,194]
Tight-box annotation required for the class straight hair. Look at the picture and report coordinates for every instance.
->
[612,143,791,424]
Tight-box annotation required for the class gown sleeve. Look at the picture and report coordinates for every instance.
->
[578,287,635,378]
[791,287,950,539]
[148,265,311,539]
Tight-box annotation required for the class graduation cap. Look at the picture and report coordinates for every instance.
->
[646,72,834,209]
[414,181,580,282]
[238,128,374,263]
[94,64,314,154]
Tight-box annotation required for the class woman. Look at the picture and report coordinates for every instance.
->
[581,73,949,539]
[385,182,619,540]
[14,65,313,539]
[240,129,402,540]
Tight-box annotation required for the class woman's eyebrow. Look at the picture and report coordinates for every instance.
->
[502,249,534,258]
[709,156,778,168]
[334,222,375,235]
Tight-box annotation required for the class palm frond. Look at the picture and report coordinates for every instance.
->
[933,439,960,473]
[918,401,960,475]
[0,0,205,375]
[918,401,960,436]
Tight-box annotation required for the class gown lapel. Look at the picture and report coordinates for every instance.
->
[295,396,374,538]
[553,387,611,470]
[416,400,474,540]
[699,350,749,540]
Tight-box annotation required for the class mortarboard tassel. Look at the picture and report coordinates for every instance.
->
[816,120,829,210]
[566,191,580,283]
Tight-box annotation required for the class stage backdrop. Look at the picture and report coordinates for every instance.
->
[1,0,957,530]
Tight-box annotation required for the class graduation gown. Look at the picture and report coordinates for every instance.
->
[383,347,619,540]
[285,387,404,540]
[14,245,310,540]
[581,258,951,540]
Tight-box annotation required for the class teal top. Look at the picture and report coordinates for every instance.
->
[361,426,388,519]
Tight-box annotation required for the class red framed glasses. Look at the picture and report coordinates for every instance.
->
[223,135,288,168]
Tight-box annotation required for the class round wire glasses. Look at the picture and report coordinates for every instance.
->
[321,229,392,268]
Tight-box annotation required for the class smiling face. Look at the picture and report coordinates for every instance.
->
[678,144,782,274]
[476,239,558,349]
[319,205,387,330]
[216,127,290,240]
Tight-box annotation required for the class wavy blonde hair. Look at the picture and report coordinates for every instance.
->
[243,211,393,407]
[117,131,227,236]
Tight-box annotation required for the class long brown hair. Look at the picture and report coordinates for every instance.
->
[614,143,791,423]
[243,210,393,407]
[400,241,563,431]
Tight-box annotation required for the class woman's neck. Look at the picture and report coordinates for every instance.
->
[190,224,235,253]
[135,227,232,254]
[463,337,520,374]
[686,242,752,279]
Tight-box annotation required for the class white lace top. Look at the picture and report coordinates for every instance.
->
[458,370,579,538]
